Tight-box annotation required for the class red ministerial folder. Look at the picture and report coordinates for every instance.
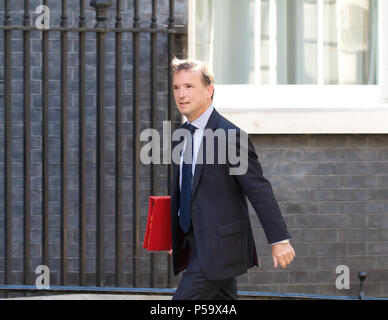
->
[143,196,172,251]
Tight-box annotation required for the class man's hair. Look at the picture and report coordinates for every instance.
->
[171,57,215,99]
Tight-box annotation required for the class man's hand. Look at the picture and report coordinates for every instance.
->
[167,249,172,255]
[272,242,295,269]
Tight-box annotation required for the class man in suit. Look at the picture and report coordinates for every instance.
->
[168,57,295,300]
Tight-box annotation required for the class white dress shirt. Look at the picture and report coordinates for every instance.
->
[179,104,214,190]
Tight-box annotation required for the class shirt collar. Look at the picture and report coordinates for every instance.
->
[188,104,214,130]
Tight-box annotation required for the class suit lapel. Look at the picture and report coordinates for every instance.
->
[191,108,219,198]
[171,123,186,203]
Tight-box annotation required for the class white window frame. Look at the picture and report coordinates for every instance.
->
[188,0,388,134]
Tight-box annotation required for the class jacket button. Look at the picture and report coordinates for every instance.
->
[193,206,198,211]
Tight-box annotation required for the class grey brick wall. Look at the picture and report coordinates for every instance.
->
[242,134,388,298]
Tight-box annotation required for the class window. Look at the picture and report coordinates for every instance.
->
[191,0,378,85]
[188,0,388,133]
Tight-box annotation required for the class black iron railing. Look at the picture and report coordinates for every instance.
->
[0,0,186,297]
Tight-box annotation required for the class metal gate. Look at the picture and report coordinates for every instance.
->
[0,0,186,296]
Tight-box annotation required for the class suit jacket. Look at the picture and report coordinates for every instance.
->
[171,108,290,280]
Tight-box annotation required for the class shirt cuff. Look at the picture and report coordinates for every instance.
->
[271,239,290,245]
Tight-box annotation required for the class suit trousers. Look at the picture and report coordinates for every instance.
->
[172,227,238,300]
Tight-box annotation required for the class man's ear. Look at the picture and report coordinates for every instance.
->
[207,84,214,99]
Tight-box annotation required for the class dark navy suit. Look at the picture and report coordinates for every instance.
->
[171,108,290,299]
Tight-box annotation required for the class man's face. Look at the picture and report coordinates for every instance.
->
[172,69,214,122]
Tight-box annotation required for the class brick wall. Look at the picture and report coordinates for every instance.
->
[242,134,388,297]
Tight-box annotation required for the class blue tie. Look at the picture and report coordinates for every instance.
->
[179,123,197,234]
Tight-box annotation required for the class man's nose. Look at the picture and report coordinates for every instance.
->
[177,87,186,98]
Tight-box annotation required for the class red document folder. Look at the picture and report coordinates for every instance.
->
[143,196,172,251]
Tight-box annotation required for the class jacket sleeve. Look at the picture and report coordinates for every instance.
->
[230,130,291,244]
